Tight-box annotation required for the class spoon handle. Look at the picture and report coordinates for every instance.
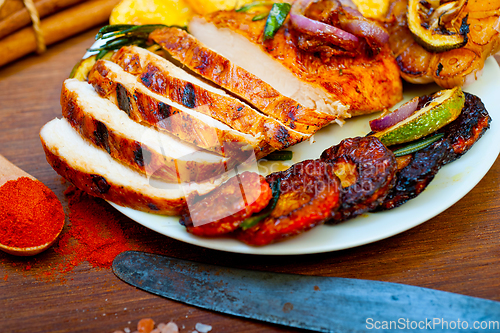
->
[0,154,35,188]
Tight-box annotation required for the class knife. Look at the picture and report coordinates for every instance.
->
[113,251,500,332]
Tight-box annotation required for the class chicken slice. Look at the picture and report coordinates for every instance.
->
[62,79,231,183]
[87,60,270,160]
[187,11,403,117]
[106,48,311,148]
[40,118,227,215]
[148,27,334,129]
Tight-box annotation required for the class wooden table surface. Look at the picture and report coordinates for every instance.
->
[1,28,500,333]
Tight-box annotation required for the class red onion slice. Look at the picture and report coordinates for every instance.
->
[290,0,359,43]
[340,6,390,46]
[370,97,419,132]
[289,13,360,42]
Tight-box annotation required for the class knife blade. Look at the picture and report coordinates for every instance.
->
[113,251,500,332]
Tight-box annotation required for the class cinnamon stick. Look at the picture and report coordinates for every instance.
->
[0,0,121,68]
[0,0,88,39]
[0,0,44,20]
[1,0,27,21]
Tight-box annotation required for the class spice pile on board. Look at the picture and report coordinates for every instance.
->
[0,184,175,281]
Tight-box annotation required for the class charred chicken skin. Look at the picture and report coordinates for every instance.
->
[189,10,402,117]
[321,136,397,222]
[237,160,341,246]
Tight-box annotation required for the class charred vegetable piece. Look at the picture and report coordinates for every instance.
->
[179,172,272,237]
[320,136,397,223]
[371,87,464,146]
[237,160,341,246]
[263,3,292,40]
[69,52,114,81]
[378,92,491,210]
[240,178,281,230]
[378,138,451,210]
[70,56,97,81]
[436,92,491,164]
[408,0,469,52]
[369,97,419,132]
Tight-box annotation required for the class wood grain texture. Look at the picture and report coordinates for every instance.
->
[0,30,500,333]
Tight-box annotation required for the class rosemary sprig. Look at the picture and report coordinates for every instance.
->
[393,133,445,157]
[265,150,293,160]
[90,24,176,54]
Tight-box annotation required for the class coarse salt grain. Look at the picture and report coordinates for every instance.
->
[161,322,179,333]
[195,323,212,333]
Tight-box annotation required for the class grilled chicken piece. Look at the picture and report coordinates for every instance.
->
[62,79,230,183]
[148,27,333,130]
[187,11,403,117]
[40,118,227,215]
[88,60,270,160]
[109,47,311,149]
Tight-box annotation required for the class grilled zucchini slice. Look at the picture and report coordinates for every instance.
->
[408,0,470,52]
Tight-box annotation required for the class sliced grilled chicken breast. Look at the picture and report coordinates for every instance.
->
[87,60,269,160]
[187,12,403,117]
[104,50,311,148]
[40,118,227,215]
[148,27,334,129]
[62,79,230,183]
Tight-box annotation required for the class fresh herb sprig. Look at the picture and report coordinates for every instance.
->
[265,150,293,160]
[263,3,291,40]
[252,12,269,21]
[392,133,445,157]
[89,24,172,56]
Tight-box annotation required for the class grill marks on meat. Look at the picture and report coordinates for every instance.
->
[187,12,402,117]
[148,27,332,132]
[88,60,270,160]
[180,172,272,237]
[110,46,311,150]
[237,160,341,246]
[62,79,229,183]
[40,118,227,215]
[321,136,397,222]
[378,92,491,210]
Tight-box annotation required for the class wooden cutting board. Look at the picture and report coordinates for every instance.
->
[1,29,500,333]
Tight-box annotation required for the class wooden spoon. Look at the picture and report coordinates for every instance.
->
[0,155,64,256]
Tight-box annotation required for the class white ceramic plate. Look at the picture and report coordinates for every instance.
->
[111,57,500,255]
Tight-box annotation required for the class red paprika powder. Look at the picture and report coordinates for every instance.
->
[0,177,65,248]
[55,186,135,270]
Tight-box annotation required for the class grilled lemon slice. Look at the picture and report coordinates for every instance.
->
[110,0,195,26]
